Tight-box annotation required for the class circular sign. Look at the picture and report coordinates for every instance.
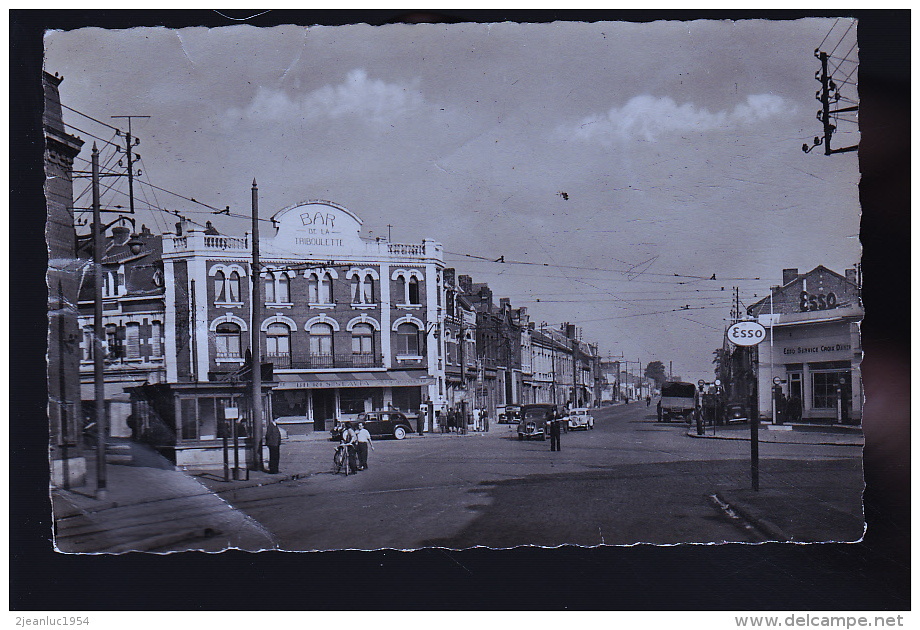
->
[726,321,767,346]
[773,376,783,385]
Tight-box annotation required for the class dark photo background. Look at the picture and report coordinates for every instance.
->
[11,10,909,610]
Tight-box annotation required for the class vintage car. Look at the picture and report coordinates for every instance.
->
[517,403,558,441]
[724,402,749,424]
[566,407,595,430]
[330,410,415,441]
[497,404,522,424]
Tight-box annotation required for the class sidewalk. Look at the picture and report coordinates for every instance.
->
[687,422,864,446]
[709,456,865,543]
[52,445,278,553]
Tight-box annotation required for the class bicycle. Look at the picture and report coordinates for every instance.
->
[333,442,355,475]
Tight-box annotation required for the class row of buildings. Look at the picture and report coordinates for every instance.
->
[69,201,602,470]
[45,71,603,478]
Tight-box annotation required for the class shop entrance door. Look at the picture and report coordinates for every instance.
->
[312,390,335,431]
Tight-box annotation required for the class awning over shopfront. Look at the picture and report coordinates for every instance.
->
[274,371,433,390]
[80,379,147,402]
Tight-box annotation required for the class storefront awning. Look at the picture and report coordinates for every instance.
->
[80,380,146,402]
[274,371,433,390]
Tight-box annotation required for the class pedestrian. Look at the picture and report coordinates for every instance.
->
[646,395,651,407]
[342,421,358,474]
[550,410,562,452]
[355,421,374,470]
[417,405,426,435]
[264,417,282,474]
[657,399,662,422]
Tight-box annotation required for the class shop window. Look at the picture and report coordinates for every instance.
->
[340,388,373,414]
[198,397,218,441]
[125,322,141,359]
[396,322,420,356]
[215,322,242,358]
[309,323,334,356]
[812,370,850,409]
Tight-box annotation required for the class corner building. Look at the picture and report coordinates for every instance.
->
[159,201,446,467]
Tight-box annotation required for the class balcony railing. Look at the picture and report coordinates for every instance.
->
[166,233,249,254]
[264,352,384,370]
[388,242,426,256]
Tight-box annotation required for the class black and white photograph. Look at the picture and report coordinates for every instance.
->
[12,9,909,613]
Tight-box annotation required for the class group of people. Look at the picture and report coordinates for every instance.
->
[338,421,375,474]
[438,407,466,434]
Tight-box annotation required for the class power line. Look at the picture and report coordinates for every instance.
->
[60,103,122,133]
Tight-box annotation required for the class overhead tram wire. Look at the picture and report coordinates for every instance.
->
[60,103,123,133]
[443,250,760,281]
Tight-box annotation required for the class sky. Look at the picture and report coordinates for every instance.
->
[44,17,861,383]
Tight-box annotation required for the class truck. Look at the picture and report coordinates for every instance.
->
[658,381,698,423]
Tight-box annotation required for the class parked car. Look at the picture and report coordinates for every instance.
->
[724,403,748,424]
[517,403,558,441]
[330,411,415,441]
[566,407,594,430]
[497,404,522,424]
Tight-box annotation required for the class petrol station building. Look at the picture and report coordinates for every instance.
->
[748,266,863,424]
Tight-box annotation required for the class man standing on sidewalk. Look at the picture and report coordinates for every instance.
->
[264,418,281,474]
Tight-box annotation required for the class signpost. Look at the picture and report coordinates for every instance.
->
[726,320,767,491]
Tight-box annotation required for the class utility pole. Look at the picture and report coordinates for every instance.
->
[802,51,858,156]
[250,179,263,472]
[91,144,107,499]
[111,115,150,215]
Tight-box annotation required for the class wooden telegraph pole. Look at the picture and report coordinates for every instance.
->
[250,179,264,472]
[91,144,107,499]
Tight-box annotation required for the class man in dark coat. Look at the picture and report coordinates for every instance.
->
[549,410,562,452]
[265,418,282,474]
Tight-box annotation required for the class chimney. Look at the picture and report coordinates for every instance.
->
[566,323,576,340]
[528,322,536,331]
[782,268,799,285]
[845,268,858,285]
[111,226,130,244]
[443,268,455,287]
[458,274,472,294]
[500,297,511,310]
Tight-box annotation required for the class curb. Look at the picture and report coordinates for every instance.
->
[713,492,791,542]
[685,430,862,447]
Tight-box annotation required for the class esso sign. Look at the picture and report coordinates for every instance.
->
[727,321,766,346]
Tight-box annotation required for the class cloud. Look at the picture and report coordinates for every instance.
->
[562,94,789,143]
[225,69,424,127]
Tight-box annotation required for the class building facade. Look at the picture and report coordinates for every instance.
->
[77,226,166,439]
[153,200,446,467]
[748,266,863,424]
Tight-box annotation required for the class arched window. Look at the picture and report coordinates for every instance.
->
[307,273,319,303]
[408,277,420,304]
[351,323,374,356]
[265,323,291,357]
[351,276,361,303]
[363,275,375,303]
[321,273,333,304]
[309,323,333,356]
[396,322,420,356]
[215,322,242,358]
[395,276,406,303]
[228,271,241,302]
[264,273,275,304]
[277,274,290,303]
[214,270,226,302]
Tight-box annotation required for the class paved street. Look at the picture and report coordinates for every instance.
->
[199,403,864,550]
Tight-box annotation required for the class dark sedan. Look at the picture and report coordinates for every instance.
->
[330,411,415,441]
